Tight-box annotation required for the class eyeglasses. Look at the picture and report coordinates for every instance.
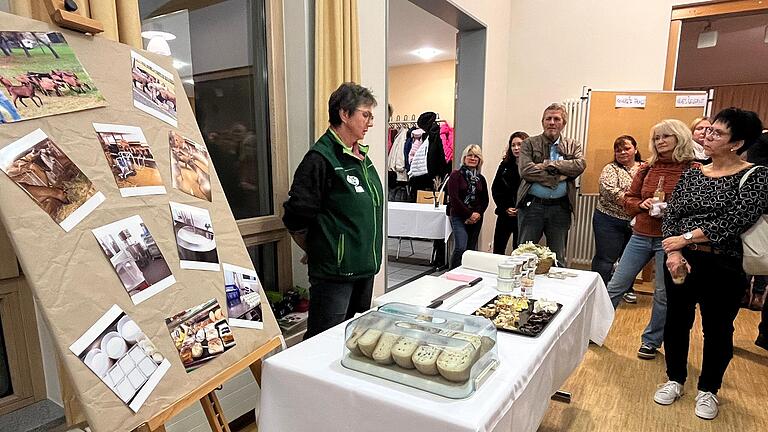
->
[704,126,729,140]
[356,109,374,122]
[653,134,674,142]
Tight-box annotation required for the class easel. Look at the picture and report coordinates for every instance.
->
[132,336,282,432]
[33,5,284,432]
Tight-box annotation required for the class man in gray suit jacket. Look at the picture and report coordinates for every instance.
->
[516,103,586,265]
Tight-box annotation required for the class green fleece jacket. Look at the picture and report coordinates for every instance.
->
[283,129,383,280]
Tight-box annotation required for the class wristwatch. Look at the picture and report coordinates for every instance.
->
[682,231,694,243]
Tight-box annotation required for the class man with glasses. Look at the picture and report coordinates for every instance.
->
[516,103,586,265]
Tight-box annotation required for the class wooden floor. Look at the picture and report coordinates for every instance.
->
[237,289,768,432]
[538,292,768,432]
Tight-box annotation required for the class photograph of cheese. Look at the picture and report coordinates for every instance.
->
[165,298,236,372]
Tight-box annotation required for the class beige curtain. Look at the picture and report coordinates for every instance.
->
[314,0,361,140]
[711,84,768,126]
[10,0,142,49]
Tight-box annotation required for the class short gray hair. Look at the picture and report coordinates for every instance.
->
[542,103,568,124]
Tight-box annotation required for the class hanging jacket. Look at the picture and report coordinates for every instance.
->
[440,122,455,163]
[402,126,417,171]
[408,137,430,178]
[407,129,425,166]
[387,127,409,182]
[417,112,447,178]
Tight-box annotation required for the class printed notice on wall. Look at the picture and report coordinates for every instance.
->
[675,94,707,108]
[615,95,646,108]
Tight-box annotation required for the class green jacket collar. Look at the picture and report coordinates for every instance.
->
[327,128,369,158]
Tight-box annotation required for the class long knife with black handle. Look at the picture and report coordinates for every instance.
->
[426,277,483,309]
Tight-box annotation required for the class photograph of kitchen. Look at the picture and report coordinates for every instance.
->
[69,305,170,413]
[94,123,166,197]
[131,50,177,127]
[169,131,212,201]
[165,298,236,373]
[0,31,107,124]
[0,128,104,231]
[92,215,176,305]
[170,201,219,271]
[222,263,264,329]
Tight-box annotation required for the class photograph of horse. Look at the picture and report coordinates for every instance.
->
[0,31,106,124]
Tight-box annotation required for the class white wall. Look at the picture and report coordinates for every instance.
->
[358,0,388,298]
[476,0,688,248]
[283,0,312,291]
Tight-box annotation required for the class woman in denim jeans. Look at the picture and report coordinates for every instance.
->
[605,119,697,360]
[446,144,489,269]
[591,135,642,296]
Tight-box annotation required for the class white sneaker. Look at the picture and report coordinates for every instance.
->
[695,391,719,420]
[654,380,684,405]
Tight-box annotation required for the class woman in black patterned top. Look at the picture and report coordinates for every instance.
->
[653,108,768,420]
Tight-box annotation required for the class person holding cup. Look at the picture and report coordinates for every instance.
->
[655,108,768,420]
[605,119,698,361]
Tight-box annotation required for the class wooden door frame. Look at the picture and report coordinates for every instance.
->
[664,0,768,90]
[0,276,47,416]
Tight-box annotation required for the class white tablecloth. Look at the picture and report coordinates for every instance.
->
[258,269,614,432]
[388,202,451,240]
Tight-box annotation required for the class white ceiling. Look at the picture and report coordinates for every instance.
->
[387,0,457,67]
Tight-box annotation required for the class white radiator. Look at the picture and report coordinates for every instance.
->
[562,97,596,267]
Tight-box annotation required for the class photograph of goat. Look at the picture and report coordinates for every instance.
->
[0,31,106,124]
[131,51,177,127]
[94,123,166,197]
[169,131,212,201]
[0,128,105,231]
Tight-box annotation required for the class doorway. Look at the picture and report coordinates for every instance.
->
[385,0,486,291]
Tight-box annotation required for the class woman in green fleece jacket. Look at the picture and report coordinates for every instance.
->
[283,82,383,339]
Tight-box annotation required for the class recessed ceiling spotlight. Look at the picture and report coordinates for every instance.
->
[411,47,441,60]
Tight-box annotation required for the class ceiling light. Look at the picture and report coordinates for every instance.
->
[146,37,171,56]
[411,48,441,60]
[141,30,176,41]
[696,22,717,49]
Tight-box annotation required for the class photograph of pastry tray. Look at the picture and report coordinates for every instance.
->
[473,295,562,337]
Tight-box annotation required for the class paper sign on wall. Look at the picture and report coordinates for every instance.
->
[615,95,646,108]
[675,94,707,107]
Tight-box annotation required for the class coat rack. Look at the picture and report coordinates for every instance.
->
[388,113,445,126]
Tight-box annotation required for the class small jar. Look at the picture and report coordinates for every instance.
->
[498,262,516,279]
[496,276,515,292]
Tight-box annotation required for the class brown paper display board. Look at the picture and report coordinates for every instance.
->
[0,12,280,432]
[580,90,707,195]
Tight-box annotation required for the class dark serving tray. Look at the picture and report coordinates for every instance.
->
[472,295,562,337]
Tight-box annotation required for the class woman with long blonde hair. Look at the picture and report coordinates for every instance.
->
[605,119,697,360]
